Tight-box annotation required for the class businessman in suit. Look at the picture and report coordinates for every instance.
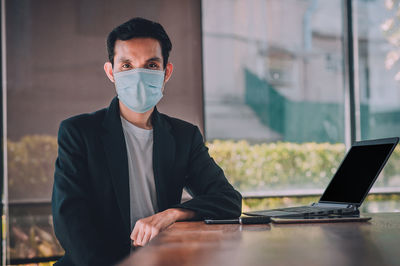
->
[52,17,242,265]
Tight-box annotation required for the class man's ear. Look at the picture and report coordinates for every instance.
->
[164,62,173,83]
[104,62,115,83]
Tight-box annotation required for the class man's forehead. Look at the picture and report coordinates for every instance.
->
[114,38,162,55]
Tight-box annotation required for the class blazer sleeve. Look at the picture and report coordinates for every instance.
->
[52,120,111,266]
[173,126,242,219]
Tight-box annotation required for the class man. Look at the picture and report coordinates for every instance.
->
[52,17,242,265]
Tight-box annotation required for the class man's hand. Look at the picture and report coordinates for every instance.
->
[130,208,195,247]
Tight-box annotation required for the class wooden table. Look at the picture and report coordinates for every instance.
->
[118,213,400,266]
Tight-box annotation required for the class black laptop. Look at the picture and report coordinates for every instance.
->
[244,137,399,218]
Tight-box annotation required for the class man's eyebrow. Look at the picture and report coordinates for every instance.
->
[146,57,162,62]
[117,57,132,62]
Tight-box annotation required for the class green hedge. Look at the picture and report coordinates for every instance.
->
[8,135,57,200]
[207,140,400,191]
[7,136,400,200]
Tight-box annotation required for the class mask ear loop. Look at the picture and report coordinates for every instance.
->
[161,69,168,94]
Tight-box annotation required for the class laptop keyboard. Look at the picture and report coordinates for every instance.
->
[244,205,358,217]
[275,206,338,213]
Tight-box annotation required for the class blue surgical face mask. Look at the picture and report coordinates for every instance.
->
[114,68,165,113]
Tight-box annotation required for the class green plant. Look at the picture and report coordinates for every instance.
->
[207,140,346,191]
[207,140,400,191]
[7,136,400,198]
[8,135,58,200]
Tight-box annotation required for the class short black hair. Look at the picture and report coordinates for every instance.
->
[107,17,172,69]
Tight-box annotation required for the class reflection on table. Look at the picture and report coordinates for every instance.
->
[119,213,400,266]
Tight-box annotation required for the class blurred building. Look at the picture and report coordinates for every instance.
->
[203,0,400,142]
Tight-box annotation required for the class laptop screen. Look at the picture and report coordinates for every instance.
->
[319,142,396,205]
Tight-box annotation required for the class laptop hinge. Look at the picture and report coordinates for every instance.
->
[312,202,356,209]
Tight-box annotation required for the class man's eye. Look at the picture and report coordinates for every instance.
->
[122,63,131,69]
[148,63,159,69]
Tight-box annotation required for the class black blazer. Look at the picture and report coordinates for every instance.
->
[52,97,242,266]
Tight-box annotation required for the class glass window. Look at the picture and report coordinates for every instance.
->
[358,0,400,140]
[356,0,400,190]
[203,0,346,195]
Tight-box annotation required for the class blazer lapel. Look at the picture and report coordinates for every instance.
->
[101,97,131,236]
[152,108,176,211]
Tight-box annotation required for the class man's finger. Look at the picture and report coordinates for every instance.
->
[142,228,152,246]
[131,224,138,240]
[135,223,145,246]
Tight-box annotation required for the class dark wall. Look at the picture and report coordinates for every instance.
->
[6,0,204,140]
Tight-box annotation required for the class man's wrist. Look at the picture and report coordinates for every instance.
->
[167,208,196,222]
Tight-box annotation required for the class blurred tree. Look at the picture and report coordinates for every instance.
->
[382,0,400,80]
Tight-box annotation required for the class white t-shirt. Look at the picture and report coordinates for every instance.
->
[120,116,158,231]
